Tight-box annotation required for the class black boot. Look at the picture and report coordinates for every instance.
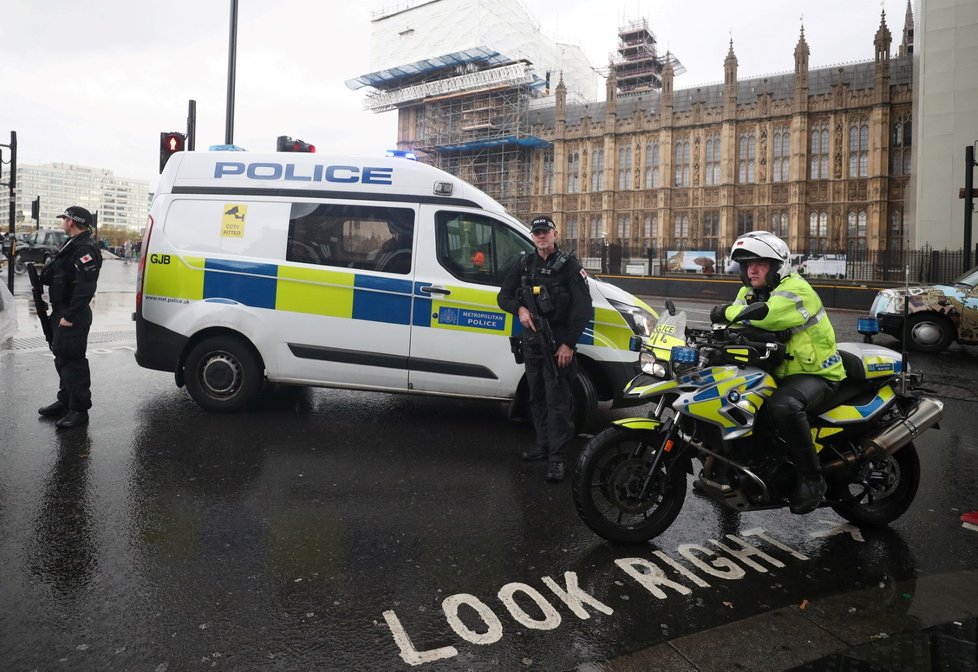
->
[38,400,68,417]
[545,461,566,483]
[55,410,89,429]
[786,442,826,514]
[790,476,827,514]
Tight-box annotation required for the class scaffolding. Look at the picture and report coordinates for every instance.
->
[408,83,539,221]
[610,19,685,94]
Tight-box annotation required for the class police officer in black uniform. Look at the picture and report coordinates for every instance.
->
[497,216,592,483]
[37,206,102,429]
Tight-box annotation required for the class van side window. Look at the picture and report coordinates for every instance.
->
[287,203,415,274]
[435,212,533,286]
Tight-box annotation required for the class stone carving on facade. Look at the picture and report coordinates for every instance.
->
[705,187,719,206]
[736,186,755,204]
[772,184,788,204]
[693,136,701,186]
[759,128,767,183]
[834,120,844,179]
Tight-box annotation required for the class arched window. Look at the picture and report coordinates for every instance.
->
[849,120,869,177]
[674,138,690,187]
[890,114,912,176]
[809,210,828,252]
[810,123,829,179]
[590,148,604,191]
[673,213,689,248]
[738,132,756,183]
[705,135,720,185]
[652,142,661,188]
[773,127,790,182]
[847,209,867,250]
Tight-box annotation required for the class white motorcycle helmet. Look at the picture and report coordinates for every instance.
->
[730,231,791,289]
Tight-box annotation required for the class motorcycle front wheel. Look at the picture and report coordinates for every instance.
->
[829,443,920,526]
[572,426,688,544]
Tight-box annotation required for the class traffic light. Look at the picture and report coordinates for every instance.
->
[276,135,316,153]
[31,196,40,222]
[159,131,187,172]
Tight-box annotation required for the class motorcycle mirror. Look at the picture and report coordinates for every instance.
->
[732,302,770,322]
[665,299,677,316]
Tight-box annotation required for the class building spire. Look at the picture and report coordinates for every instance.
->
[899,0,915,57]
[874,9,892,62]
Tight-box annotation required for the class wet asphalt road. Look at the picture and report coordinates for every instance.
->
[1,262,977,671]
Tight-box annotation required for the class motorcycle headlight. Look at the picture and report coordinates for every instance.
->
[609,299,657,338]
[640,352,669,378]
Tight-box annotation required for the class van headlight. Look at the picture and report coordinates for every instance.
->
[640,352,669,378]
[609,299,657,337]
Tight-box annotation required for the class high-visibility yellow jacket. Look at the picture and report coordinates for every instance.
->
[722,274,846,382]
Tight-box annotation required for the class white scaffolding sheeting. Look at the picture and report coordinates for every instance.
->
[363,62,535,112]
[365,0,600,102]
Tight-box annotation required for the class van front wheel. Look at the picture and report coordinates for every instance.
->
[184,336,263,412]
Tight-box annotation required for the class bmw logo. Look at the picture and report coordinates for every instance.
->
[727,390,741,403]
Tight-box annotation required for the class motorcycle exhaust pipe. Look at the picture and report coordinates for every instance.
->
[822,397,944,474]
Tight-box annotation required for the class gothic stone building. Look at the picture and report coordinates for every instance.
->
[523,16,913,260]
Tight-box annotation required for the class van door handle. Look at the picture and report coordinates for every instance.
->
[420,285,451,296]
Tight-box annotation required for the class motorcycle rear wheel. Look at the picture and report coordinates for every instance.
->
[829,443,920,526]
[572,426,687,544]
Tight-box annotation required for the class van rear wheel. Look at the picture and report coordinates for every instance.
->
[184,335,263,412]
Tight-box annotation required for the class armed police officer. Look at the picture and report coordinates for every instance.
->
[497,216,592,483]
[37,206,102,429]
[710,231,845,514]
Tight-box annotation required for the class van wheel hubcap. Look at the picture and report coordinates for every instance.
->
[200,353,241,397]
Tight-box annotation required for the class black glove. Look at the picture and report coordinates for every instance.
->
[710,304,730,324]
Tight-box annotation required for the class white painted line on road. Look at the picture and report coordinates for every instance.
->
[382,527,814,666]
[809,519,865,542]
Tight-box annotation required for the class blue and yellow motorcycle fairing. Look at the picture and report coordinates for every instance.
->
[571,305,944,544]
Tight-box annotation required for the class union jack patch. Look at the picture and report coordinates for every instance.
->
[80,254,93,264]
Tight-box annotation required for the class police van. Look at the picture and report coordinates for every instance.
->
[134,151,659,425]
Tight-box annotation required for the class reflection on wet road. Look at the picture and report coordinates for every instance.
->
[0,293,976,670]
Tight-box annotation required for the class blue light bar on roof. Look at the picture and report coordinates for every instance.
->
[386,149,418,160]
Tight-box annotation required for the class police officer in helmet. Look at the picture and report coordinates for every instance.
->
[710,231,845,513]
[497,216,592,483]
[37,206,102,429]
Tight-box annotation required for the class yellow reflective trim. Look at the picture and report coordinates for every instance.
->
[592,306,634,350]
[612,418,663,431]
[686,397,734,427]
[144,254,205,300]
[812,426,844,453]
[441,285,499,306]
[627,379,679,396]
[276,265,355,317]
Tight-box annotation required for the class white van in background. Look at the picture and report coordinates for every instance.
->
[134,152,658,426]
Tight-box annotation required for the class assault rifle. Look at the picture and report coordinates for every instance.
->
[518,282,559,378]
[26,262,53,348]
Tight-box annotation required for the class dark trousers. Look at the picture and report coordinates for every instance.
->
[51,306,93,411]
[766,374,839,477]
[524,343,576,463]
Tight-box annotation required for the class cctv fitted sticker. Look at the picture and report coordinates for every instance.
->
[221,204,247,238]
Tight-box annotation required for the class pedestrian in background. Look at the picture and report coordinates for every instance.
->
[38,206,102,429]
[497,216,592,483]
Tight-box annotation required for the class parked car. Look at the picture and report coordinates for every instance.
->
[869,264,978,353]
[2,231,31,259]
[12,229,68,274]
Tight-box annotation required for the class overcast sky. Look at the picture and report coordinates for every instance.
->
[0,0,910,187]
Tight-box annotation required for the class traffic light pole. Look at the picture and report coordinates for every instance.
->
[1,131,16,293]
[187,99,197,151]
[225,0,238,145]
[966,144,976,273]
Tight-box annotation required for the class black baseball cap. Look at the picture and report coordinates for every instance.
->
[530,216,556,232]
[56,206,92,228]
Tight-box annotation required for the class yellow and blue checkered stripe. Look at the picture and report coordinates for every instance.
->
[144,256,634,349]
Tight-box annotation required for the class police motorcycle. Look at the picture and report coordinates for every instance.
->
[571,300,945,544]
